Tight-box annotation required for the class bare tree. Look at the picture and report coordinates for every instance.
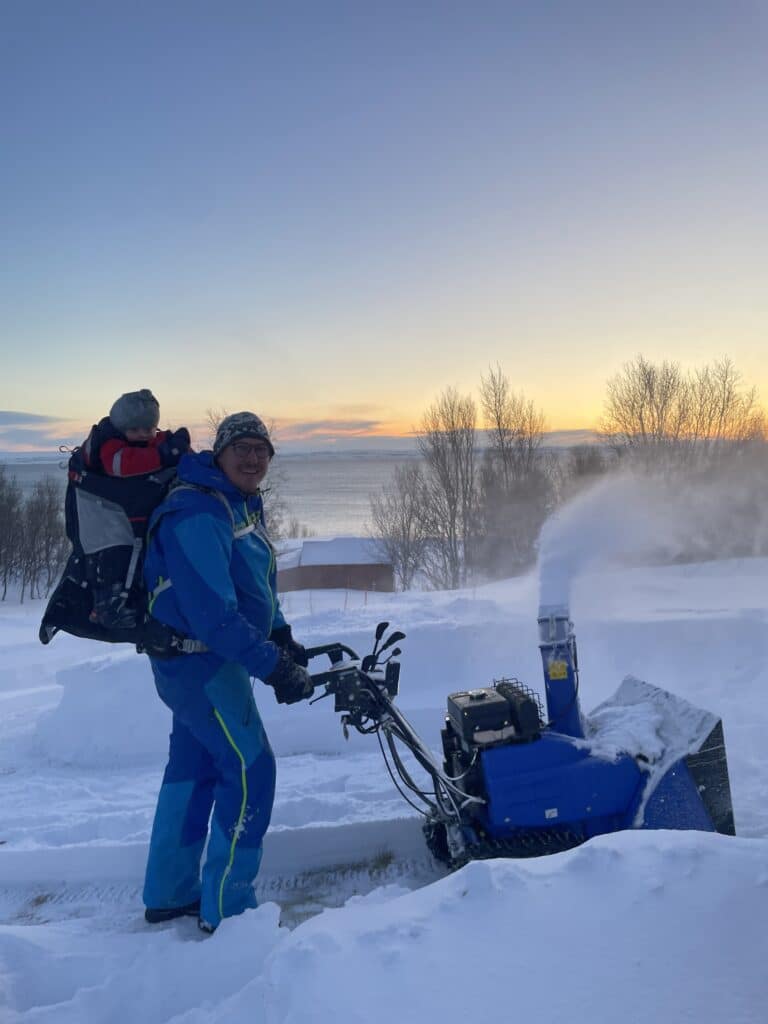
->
[480,364,546,485]
[19,481,48,601]
[0,468,22,600]
[597,354,768,563]
[260,455,290,539]
[416,388,478,589]
[369,462,427,590]
[369,375,555,586]
[285,517,316,539]
[36,477,68,595]
[600,355,687,459]
[475,367,553,575]
[600,355,765,469]
[204,406,230,449]
[561,444,612,501]
[687,358,765,460]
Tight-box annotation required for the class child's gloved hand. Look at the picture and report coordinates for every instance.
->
[171,427,191,450]
[158,428,191,465]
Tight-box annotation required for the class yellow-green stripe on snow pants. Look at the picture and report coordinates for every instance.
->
[144,658,276,930]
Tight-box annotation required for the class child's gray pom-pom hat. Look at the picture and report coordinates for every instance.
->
[109,389,160,433]
[213,412,274,457]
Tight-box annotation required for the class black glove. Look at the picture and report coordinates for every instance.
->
[158,428,191,466]
[265,647,314,705]
[269,624,308,667]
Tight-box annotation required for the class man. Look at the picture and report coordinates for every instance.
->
[141,411,312,933]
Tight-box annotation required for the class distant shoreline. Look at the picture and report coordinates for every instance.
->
[0,428,599,464]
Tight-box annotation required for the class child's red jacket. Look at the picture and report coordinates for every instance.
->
[82,418,178,477]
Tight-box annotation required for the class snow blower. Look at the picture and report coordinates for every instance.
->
[305,616,735,869]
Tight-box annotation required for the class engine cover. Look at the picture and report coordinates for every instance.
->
[447,688,512,747]
[447,682,542,749]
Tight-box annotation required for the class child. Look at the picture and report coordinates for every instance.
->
[82,389,191,627]
[83,388,191,477]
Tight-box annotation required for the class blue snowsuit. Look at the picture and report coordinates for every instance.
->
[142,451,284,929]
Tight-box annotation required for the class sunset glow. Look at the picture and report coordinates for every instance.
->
[2,3,766,452]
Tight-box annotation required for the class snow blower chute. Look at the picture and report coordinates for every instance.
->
[305,615,735,868]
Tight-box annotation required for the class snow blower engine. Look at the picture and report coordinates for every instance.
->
[305,615,735,869]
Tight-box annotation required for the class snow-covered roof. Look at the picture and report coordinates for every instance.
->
[276,536,386,568]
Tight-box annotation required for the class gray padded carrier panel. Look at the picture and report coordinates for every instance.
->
[75,489,135,554]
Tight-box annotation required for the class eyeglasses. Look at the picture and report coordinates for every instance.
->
[230,441,272,460]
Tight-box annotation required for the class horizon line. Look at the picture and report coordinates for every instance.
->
[0,428,601,459]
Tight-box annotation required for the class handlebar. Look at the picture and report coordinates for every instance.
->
[299,625,474,828]
[305,641,360,665]
[304,639,400,712]
[305,642,362,691]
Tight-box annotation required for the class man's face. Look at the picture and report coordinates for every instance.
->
[217,437,272,494]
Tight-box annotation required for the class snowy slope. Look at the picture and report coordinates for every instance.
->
[1,559,767,1021]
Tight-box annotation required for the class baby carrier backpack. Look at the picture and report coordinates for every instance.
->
[39,440,176,651]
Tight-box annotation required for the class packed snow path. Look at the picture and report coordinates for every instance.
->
[1,561,767,1021]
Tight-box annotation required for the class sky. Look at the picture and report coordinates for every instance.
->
[1,1,767,451]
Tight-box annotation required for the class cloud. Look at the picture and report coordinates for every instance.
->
[280,419,385,440]
[0,411,86,452]
[0,410,60,426]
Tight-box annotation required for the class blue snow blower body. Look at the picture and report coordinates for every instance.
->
[307,615,735,868]
[448,609,733,858]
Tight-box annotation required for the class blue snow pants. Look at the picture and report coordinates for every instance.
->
[143,655,276,930]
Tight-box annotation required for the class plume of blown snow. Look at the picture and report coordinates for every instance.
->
[538,460,768,615]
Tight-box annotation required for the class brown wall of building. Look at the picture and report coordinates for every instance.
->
[277,563,394,593]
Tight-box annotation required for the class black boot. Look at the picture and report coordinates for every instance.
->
[144,899,200,924]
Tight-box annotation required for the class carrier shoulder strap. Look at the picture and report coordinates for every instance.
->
[166,482,236,532]
[146,483,237,612]
[144,483,272,656]
[165,482,267,542]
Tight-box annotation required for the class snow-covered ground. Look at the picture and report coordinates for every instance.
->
[1,559,767,1022]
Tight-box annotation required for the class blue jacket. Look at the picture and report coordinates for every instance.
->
[143,451,284,679]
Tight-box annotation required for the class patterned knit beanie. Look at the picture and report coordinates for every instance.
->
[213,411,274,457]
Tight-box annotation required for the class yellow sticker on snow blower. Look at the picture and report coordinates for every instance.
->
[548,660,569,680]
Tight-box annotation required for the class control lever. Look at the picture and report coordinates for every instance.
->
[378,631,405,655]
